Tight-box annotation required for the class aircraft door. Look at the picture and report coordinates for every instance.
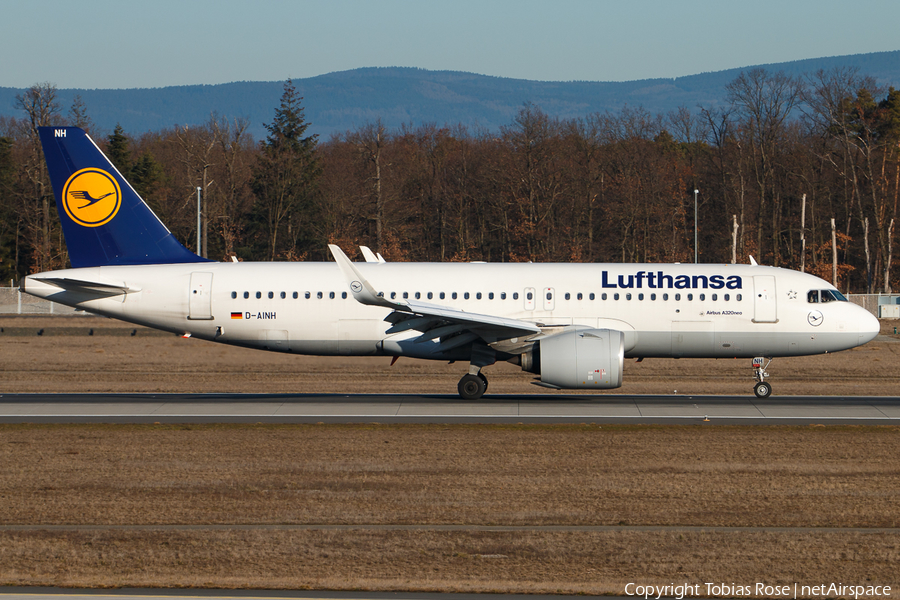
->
[524,287,535,311]
[543,287,555,311]
[188,272,213,320]
[753,275,777,323]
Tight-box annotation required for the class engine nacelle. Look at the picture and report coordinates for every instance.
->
[523,328,624,389]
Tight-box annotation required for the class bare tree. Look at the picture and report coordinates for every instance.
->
[349,119,388,253]
[726,69,803,266]
[174,124,216,257]
[209,114,253,258]
[15,82,61,271]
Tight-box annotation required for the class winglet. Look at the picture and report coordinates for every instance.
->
[328,244,402,310]
[360,246,387,264]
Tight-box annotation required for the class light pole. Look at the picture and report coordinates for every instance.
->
[196,187,202,255]
[694,189,699,264]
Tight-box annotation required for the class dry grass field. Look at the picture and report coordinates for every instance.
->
[1,423,899,595]
[1,316,900,595]
[2,315,900,395]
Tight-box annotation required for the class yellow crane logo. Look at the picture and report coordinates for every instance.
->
[62,168,121,227]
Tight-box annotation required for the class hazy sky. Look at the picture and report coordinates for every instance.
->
[4,0,899,89]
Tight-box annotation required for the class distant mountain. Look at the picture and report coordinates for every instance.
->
[1,51,898,141]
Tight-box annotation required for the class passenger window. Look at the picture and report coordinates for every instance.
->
[403,292,409,299]
[427,292,433,299]
[476,292,482,299]
[699,293,705,301]
[465,292,470,299]
[737,294,742,301]
[231,291,237,299]
[342,292,347,299]
[293,292,298,299]
[256,291,262,299]
[724,294,730,301]
[687,293,693,301]
[391,292,396,299]
[489,292,494,300]
[452,292,458,300]
[267,291,273,299]
[440,292,445,300]
[602,293,607,300]
[577,293,583,300]
[414,292,420,299]
[663,293,668,301]
[626,293,632,301]
[565,293,571,300]
[501,292,507,300]
[712,294,717,301]
[526,292,533,300]
[638,293,644,301]
[244,291,249,299]
[650,293,656,301]
[546,292,552,300]
[280,291,286,299]
[675,293,681,301]
[589,293,595,300]
[305,292,311,299]
[614,293,620,300]
[317,292,323,299]
[513,292,519,300]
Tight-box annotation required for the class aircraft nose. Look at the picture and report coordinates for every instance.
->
[859,308,880,344]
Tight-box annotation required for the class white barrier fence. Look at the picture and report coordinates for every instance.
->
[2,284,898,318]
[847,293,900,319]
[0,287,79,315]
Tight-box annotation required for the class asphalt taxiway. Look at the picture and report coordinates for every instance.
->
[1,392,899,424]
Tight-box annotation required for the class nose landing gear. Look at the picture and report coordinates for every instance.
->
[752,357,773,398]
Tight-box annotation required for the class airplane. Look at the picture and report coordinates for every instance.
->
[23,126,881,400]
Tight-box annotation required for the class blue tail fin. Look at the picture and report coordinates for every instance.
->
[39,126,208,268]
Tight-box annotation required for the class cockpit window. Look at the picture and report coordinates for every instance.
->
[808,289,847,303]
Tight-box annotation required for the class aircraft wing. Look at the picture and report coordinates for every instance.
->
[329,245,540,352]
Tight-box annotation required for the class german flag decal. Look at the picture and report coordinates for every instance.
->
[231,312,243,319]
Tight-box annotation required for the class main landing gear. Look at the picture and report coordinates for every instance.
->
[458,344,495,400]
[458,372,488,400]
[752,357,773,398]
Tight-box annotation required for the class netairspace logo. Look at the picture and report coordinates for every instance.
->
[624,582,892,599]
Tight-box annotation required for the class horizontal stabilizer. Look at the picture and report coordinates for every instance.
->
[31,276,140,294]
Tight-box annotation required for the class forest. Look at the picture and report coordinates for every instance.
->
[1,66,898,294]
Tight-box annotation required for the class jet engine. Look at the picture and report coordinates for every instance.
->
[519,328,624,389]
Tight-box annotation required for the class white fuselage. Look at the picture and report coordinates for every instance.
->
[24,261,880,361]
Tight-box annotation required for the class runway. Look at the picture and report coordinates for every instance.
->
[1,392,899,424]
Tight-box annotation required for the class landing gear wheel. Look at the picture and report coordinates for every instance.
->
[478,372,488,392]
[754,381,772,398]
[458,373,487,400]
